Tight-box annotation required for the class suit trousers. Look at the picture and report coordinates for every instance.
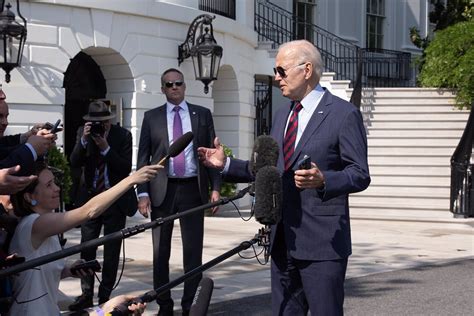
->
[271,226,348,315]
[80,204,127,300]
[151,177,204,311]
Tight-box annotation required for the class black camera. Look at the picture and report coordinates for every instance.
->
[90,121,105,137]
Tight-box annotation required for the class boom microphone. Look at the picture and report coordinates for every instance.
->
[254,166,282,225]
[249,135,279,176]
[189,277,214,316]
[157,131,194,165]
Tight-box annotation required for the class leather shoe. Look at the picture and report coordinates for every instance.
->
[68,294,93,311]
[182,309,190,316]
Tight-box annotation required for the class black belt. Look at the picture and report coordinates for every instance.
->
[168,177,198,183]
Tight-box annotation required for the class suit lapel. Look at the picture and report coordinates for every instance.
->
[157,104,169,153]
[188,103,199,159]
[290,90,333,167]
[274,103,293,170]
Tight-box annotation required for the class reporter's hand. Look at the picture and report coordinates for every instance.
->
[131,165,163,186]
[138,196,151,218]
[0,166,37,194]
[197,137,226,170]
[27,133,56,156]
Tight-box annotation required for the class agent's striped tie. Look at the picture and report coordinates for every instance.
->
[283,102,303,170]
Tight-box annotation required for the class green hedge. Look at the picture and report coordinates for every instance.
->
[419,20,474,109]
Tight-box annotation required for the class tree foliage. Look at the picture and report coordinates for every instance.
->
[419,20,474,109]
[47,146,72,204]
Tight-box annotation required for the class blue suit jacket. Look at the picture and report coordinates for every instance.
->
[227,89,370,261]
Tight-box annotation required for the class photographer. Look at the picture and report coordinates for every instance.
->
[69,100,137,310]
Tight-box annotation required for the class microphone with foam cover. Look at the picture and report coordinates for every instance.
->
[249,135,279,176]
[157,131,194,166]
[254,166,282,225]
[189,277,214,316]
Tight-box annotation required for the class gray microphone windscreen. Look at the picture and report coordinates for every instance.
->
[249,135,279,176]
[189,277,214,316]
[254,166,282,225]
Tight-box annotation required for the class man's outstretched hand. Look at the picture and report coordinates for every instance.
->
[197,137,226,171]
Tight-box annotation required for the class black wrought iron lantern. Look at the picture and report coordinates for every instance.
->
[0,0,27,83]
[178,14,222,94]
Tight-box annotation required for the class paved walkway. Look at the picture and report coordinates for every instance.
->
[58,208,473,315]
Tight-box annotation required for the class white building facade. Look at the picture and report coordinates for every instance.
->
[3,0,429,164]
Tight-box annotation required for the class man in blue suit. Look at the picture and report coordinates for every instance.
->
[198,40,370,315]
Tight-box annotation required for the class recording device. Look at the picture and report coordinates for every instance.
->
[0,256,25,269]
[157,131,194,166]
[297,154,311,170]
[189,277,214,316]
[254,166,282,225]
[90,121,105,137]
[249,135,279,176]
[70,259,101,275]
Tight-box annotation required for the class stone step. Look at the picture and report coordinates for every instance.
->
[368,146,454,156]
[364,113,468,121]
[369,175,449,187]
[369,165,449,176]
[350,207,456,222]
[366,129,464,137]
[367,138,459,147]
[360,185,449,198]
[361,104,461,112]
[368,155,451,166]
[356,88,457,98]
[366,120,467,129]
[349,196,449,211]
[364,98,457,105]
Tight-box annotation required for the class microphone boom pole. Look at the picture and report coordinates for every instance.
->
[0,186,251,278]
[111,229,268,315]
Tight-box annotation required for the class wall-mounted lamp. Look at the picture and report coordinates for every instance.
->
[0,0,27,83]
[178,14,222,94]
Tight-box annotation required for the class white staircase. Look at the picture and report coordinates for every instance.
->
[349,88,470,221]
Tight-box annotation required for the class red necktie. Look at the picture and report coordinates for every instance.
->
[283,102,303,170]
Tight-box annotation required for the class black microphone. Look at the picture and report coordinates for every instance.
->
[249,135,279,176]
[157,131,194,166]
[189,277,214,316]
[254,166,282,225]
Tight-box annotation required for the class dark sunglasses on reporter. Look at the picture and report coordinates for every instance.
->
[164,80,184,88]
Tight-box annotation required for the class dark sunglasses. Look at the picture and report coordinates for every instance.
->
[273,62,307,78]
[164,80,184,88]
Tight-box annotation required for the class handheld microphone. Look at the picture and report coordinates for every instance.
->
[249,135,279,176]
[254,166,282,225]
[189,277,214,316]
[157,131,194,165]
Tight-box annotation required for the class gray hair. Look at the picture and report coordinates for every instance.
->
[279,40,323,80]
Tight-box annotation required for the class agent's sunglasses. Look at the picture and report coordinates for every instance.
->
[164,80,184,88]
[273,62,307,78]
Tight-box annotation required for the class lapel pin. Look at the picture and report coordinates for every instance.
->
[318,111,324,114]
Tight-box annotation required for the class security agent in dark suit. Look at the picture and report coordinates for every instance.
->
[68,100,137,311]
[198,40,370,315]
[136,68,221,316]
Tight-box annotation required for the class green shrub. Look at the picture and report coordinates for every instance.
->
[47,146,72,204]
[419,20,474,109]
[219,144,237,197]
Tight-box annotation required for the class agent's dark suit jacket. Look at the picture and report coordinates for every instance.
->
[0,134,35,176]
[136,103,221,206]
[70,124,137,216]
[227,89,370,260]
